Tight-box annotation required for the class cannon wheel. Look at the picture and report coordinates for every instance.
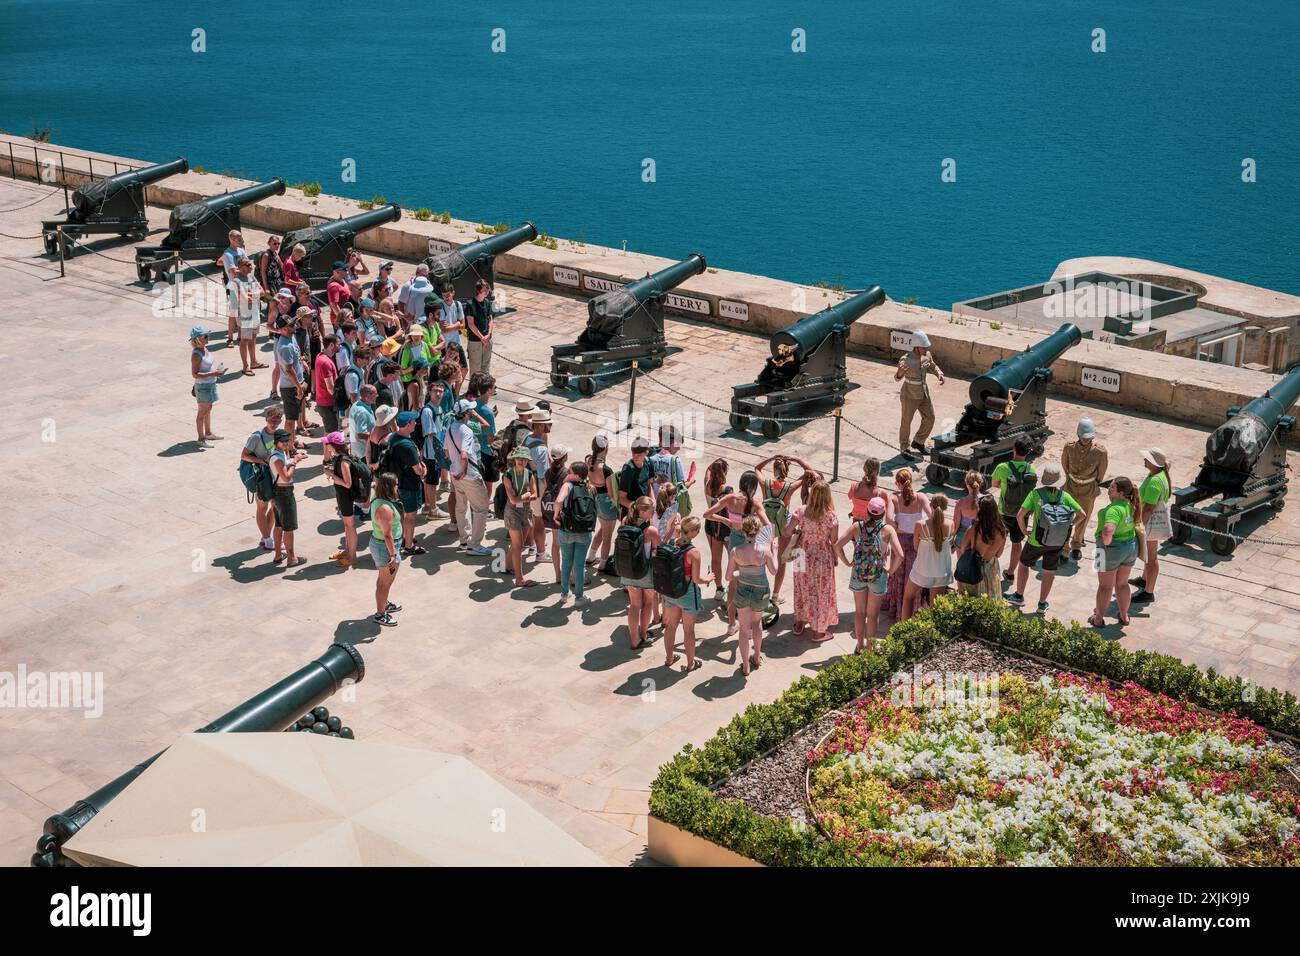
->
[1210,531,1237,556]
[925,463,948,487]
[640,355,663,371]
[1169,518,1191,546]
[549,372,569,390]
[729,413,750,432]
[42,233,56,255]
[762,600,779,630]
[576,376,596,397]
[761,418,782,440]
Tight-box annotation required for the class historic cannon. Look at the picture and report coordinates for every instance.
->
[550,253,707,396]
[40,156,188,255]
[276,204,402,291]
[729,286,886,439]
[134,178,286,282]
[30,642,365,867]
[423,220,537,301]
[926,322,1082,487]
[1168,365,1300,555]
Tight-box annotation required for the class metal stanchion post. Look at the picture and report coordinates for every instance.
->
[7,142,14,179]
[56,226,65,278]
[831,407,842,483]
[617,360,639,434]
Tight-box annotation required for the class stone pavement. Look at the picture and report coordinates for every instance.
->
[2,177,1299,867]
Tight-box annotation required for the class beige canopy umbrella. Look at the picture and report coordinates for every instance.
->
[62,733,605,867]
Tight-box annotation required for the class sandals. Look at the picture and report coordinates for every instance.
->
[664,653,680,668]
[242,369,255,377]
[684,659,702,672]
[251,362,269,369]
[1088,614,1106,628]
[1118,614,1131,626]
[514,579,540,588]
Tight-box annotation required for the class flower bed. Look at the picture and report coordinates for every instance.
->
[808,674,1300,866]
[649,595,1300,867]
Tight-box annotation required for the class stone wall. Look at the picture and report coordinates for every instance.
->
[6,134,1297,434]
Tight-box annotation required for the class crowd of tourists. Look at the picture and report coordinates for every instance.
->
[190,242,1175,673]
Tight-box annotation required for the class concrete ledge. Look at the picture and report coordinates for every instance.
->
[5,133,1296,431]
[646,816,763,867]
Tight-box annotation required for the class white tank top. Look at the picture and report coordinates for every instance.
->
[896,508,923,533]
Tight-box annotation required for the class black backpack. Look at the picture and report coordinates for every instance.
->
[378,436,416,477]
[614,523,651,580]
[541,476,562,529]
[560,481,598,533]
[333,365,360,410]
[1001,461,1037,515]
[652,541,693,598]
[344,455,373,503]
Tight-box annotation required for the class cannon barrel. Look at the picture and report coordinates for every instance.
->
[315,203,402,239]
[70,156,189,215]
[453,220,537,261]
[772,286,886,362]
[622,252,707,304]
[968,322,1081,409]
[32,643,364,866]
[196,178,287,217]
[1204,364,1300,472]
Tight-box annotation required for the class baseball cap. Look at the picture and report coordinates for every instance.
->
[272,429,291,443]
[324,431,347,447]
[331,260,347,271]
[378,260,394,270]
[276,287,294,298]
[454,399,476,417]
[868,497,887,516]
[189,326,208,340]
[396,411,419,428]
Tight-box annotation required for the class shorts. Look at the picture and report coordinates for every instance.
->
[422,458,441,487]
[369,536,402,569]
[334,486,356,519]
[1019,542,1064,572]
[850,574,888,596]
[319,405,339,433]
[504,503,532,532]
[596,493,618,522]
[398,486,424,514]
[622,570,655,591]
[272,485,298,532]
[194,381,218,405]
[664,582,703,616]
[727,529,746,552]
[1099,538,1138,572]
[1002,513,1025,544]
[280,386,304,419]
[734,583,771,611]
[237,310,260,334]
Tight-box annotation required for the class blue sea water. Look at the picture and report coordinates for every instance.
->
[1,0,1296,307]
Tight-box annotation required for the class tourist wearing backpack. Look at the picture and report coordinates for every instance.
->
[755,453,817,604]
[616,496,662,650]
[553,460,598,606]
[380,412,427,556]
[836,496,903,654]
[1009,463,1080,613]
[240,405,284,552]
[539,447,573,583]
[418,380,451,521]
[730,515,778,676]
[502,448,540,588]
[658,516,709,672]
[323,431,368,568]
[444,399,492,556]
[1131,447,1172,605]
[991,438,1037,580]
[584,435,618,570]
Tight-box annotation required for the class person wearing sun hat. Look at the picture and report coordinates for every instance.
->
[322,431,362,567]
[1131,447,1172,604]
[895,329,945,458]
[502,447,540,587]
[1061,417,1108,561]
[189,327,225,448]
[1009,462,1081,614]
[398,323,434,410]
[368,403,398,469]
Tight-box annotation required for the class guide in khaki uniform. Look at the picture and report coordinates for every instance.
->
[1060,417,1108,561]
[895,330,945,458]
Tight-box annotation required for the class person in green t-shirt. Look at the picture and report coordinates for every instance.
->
[1132,448,1172,605]
[1008,463,1080,613]
[990,438,1036,577]
[1091,476,1141,628]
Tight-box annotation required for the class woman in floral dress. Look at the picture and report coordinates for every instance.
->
[883,468,931,619]
[788,479,839,642]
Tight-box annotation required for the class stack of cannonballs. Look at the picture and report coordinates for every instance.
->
[285,706,354,739]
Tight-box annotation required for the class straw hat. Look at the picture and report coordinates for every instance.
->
[530,409,553,425]
[1039,463,1065,489]
[374,405,398,427]
[1142,447,1168,468]
[514,400,538,417]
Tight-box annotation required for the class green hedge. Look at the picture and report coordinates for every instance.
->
[648,594,1300,867]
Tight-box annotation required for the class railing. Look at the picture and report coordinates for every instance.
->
[2,138,147,209]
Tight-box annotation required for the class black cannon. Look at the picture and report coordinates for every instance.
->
[730,286,886,439]
[40,156,189,255]
[1168,365,1300,555]
[925,322,1082,487]
[134,178,286,283]
[30,642,364,868]
[423,220,537,302]
[550,253,707,396]
[276,204,402,291]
